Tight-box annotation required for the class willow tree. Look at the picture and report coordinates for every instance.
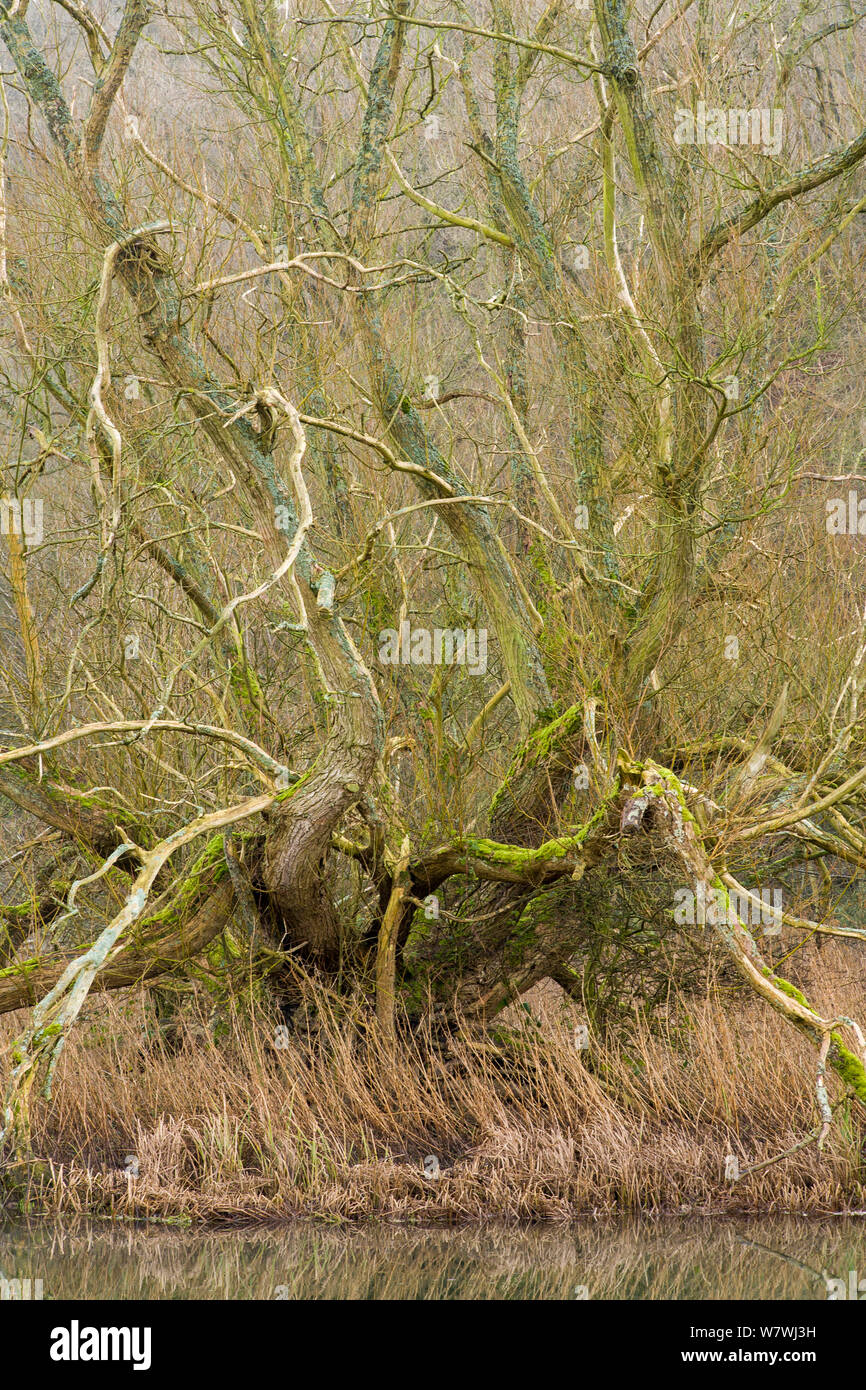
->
[2,0,866,1145]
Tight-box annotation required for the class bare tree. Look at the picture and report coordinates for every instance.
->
[2,0,866,1148]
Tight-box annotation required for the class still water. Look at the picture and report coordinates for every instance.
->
[1,1217,865,1299]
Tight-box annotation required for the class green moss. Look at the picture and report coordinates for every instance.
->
[764,971,809,1008]
[644,762,697,822]
[140,834,228,930]
[462,796,612,874]
[526,704,583,761]
[275,765,314,803]
[490,703,584,820]
[0,958,42,982]
[0,902,37,921]
[831,1040,866,1105]
[759,974,866,1104]
[230,660,265,716]
[529,542,556,592]
[205,926,243,973]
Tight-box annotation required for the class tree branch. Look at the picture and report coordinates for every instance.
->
[84,0,149,165]
[698,125,866,267]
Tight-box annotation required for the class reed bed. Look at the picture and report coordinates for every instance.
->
[1,938,864,1224]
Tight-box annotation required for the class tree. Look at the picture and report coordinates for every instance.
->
[2,0,866,1148]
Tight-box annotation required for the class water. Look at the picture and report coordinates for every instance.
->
[1,1217,865,1299]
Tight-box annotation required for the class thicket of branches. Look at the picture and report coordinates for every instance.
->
[2,0,866,1151]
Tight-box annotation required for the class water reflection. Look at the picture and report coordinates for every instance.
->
[1,1217,864,1299]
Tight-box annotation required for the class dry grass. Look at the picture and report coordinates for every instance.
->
[1,941,865,1225]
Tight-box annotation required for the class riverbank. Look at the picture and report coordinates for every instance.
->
[2,943,865,1225]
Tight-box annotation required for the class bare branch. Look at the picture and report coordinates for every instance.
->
[699,125,866,266]
[84,0,150,165]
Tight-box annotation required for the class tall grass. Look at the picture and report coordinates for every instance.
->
[1,940,864,1224]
